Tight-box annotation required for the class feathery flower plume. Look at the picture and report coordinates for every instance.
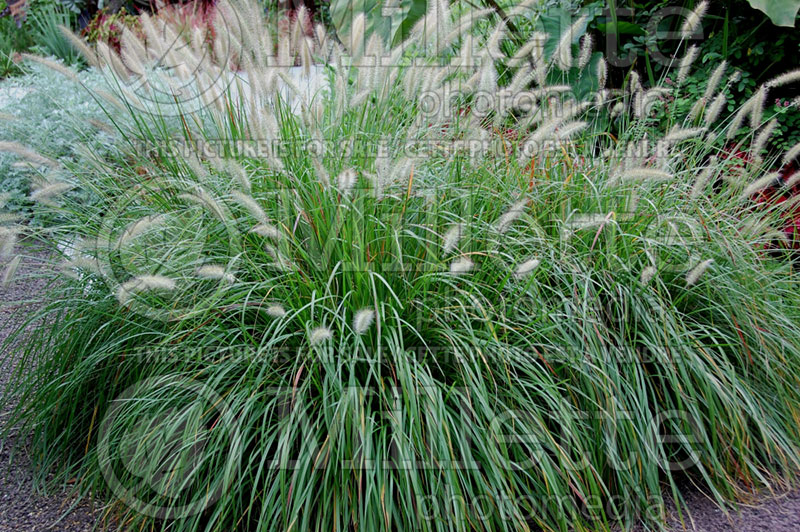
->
[751,119,778,164]
[783,141,800,166]
[291,5,310,50]
[59,26,99,67]
[2,255,21,287]
[62,255,101,277]
[309,326,333,345]
[311,155,331,187]
[20,53,80,82]
[688,97,707,121]
[508,65,536,95]
[196,264,236,283]
[664,126,706,144]
[96,41,130,80]
[353,308,375,334]
[250,223,283,239]
[508,34,546,68]
[232,190,268,224]
[623,139,648,169]
[681,1,708,39]
[640,265,657,285]
[300,36,313,78]
[442,224,462,254]
[265,246,294,271]
[486,21,507,60]
[616,168,673,183]
[633,91,644,118]
[116,275,177,305]
[595,88,608,107]
[785,172,800,190]
[0,226,17,258]
[116,214,166,249]
[704,92,727,127]
[514,258,540,278]
[565,214,610,234]
[629,71,642,94]
[178,187,226,220]
[741,172,782,200]
[749,86,768,127]
[184,152,209,179]
[686,259,713,286]
[556,121,589,140]
[349,13,366,58]
[477,59,498,95]
[577,34,593,69]
[554,15,589,71]
[766,68,800,88]
[520,102,589,155]
[277,70,309,111]
[677,45,699,84]
[0,141,59,168]
[496,199,528,233]
[94,89,125,112]
[337,168,357,193]
[266,305,286,318]
[419,0,451,48]
[119,27,147,77]
[30,182,73,204]
[690,158,717,198]
[227,161,252,192]
[0,213,19,225]
[703,61,727,102]
[597,57,607,88]
[726,97,754,140]
[87,118,116,136]
[449,256,474,275]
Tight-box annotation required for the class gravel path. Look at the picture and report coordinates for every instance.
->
[2,253,800,531]
[0,252,97,532]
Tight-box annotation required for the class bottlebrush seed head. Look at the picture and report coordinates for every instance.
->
[2,255,21,287]
[686,259,713,286]
[117,275,177,305]
[640,266,657,284]
[442,224,462,254]
[310,326,333,345]
[353,308,376,334]
[514,258,540,278]
[232,190,268,224]
[677,45,699,85]
[681,0,708,39]
[337,168,357,193]
[266,305,287,318]
[496,199,528,233]
[449,256,474,275]
[196,264,236,283]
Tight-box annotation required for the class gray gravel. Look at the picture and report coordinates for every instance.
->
[660,487,800,531]
[2,252,800,531]
[0,252,97,532]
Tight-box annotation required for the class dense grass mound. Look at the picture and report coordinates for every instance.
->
[3,2,800,530]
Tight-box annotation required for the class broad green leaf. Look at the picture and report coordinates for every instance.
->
[746,0,800,27]
[329,0,427,50]
[539,8,592,61]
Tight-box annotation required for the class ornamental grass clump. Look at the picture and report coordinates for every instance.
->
[3,1,800,531]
